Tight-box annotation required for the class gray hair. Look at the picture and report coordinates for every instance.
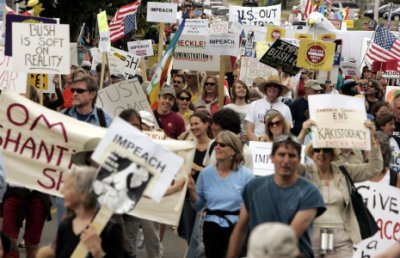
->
[66,165,98,209]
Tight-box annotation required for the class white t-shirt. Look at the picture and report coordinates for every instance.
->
[245,98,293,137]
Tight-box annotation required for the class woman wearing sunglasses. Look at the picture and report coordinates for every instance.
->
[300,122,382,258]
[260,110,290,142]
[176,89,195,130]
[188,131,253,258]
[195,75,230,116]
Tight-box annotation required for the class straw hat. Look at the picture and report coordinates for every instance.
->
[257,75,289,96]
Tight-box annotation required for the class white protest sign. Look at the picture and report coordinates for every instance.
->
[353,181,400,258]
[341,61,360,77]
[0,46,27,94]
[182,19,209,35]
[91,47,139,76]
[249,141,274,176]
[173,34,220,71]
[96,79,155,119]
[147,2,177,23]
[127,40,154,57]
[382,70,400,78]
[390,151,400,173]
[12,23,70,74]
[210,21,229,33]
[283,38,299,47]
[239,56,278,86]
[229,21,243,35]
[229,4,281,26]
[70,43,78,66]
[309,94,371,150]
[206,33,240,56]
[92,117,185,202]
[144,130,166,140]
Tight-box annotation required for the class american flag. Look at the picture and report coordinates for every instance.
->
[366,25,400,72]
[109,0,141,43]
[304,0,318,19]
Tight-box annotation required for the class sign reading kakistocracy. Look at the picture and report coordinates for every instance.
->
[0,46,27,94]
[239,56,278,86]
[173,34,220,71]
[147,2,177,23]
[182,19,209,35]
[12,23,70,74]
[127,40,154,57]
[259,39,300,76]
[206,33,240,56]
[229,4,281,26]
[309,94,371,150]
[353,181,400,258]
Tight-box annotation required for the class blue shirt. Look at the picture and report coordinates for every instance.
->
[62,106,113,127]
[193,165,254,227]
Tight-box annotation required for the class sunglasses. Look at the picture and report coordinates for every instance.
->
[82,66,91,71]
[268,120,282,127]
[173,80,183,84]
[205,82,216,86]
[266,84,280,89]
[71,88,90,94]
[273,134,300,144]
[215,141,230,148]
[313,148,332,154]
[179,96,190,101]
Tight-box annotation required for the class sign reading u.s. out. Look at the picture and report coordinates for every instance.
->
[297,39,335,71]
[260,39,299,76]
[229,5,281,27]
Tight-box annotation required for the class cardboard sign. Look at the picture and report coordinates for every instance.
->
[147,2,177,23]
[260,39,300,76]
[210,21,229,33]
[97,11,110,53]
[266,25,286,42]
[229,4,281,26]
[295,33,313,40]
[91,47,139,76]
[12,23,70,74]
[92,117,185,202]
[249,141,274,176]
[173,34,220,71]
[127,40,154,57]
[182,19,209,35]
[96,79,155,119]
[0,46,27,94]
[353,181,400,258]
[297,39,335,71]
[385,86,400,104]
[239,56,278,86]
[309,94,371,150]
[206,33,240,56]
[340,61,360,77]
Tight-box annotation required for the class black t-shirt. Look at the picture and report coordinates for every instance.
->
[193,149,207,182]
[290,97,309,136]
[393,121,400,147]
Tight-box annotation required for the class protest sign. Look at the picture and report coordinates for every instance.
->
[282,38,299,47]
[29,74,55,94]
[12,23,70,74]
[70,43,78,66]
[259,39,300,76]
[317,33,336,41]
[295,33,312,40]
[390,151,400,173]
[255,41,269,59]
[229,5,281,26]
[97,11,110,53]
[5,14,57,56]
[240,31,256,58]
[340,61,360,77]
[328,19,342,30]
[353,181,400,258]
[385,86,400,104]
[144,130,166,140]
[210,21,228,33]
[127,39,154,57]
[297,39,335,71]
[147,2,177,23]
[92,117,186,202]
[0,90,195,226]
[91,47,139,76]
[249,141,274,176]
[0,46,26,93]
[308,94,371,150]
[266,25,285,42]
[382,71,400,79]
[96,79,154,118]
[173,34,220,71]
[239,56,278,86]
[206,33,240,56]
[346,20,354,29]
[182,19,208,35]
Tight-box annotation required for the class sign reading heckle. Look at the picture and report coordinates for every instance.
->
[12,23,70,74]
[229,5,281,26]
[308,94,371,150]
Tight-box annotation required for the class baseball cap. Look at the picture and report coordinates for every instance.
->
[159,86,176,98]
[305,80,323,91]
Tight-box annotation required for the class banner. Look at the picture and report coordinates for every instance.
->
[297,39,335,71]
[259,39,300,76]
[340,61,360,77]
[249,141,274,176]
[127,39,154,57]
[229,5,281,26]
[173,34,220,71]
[182,19,209,35]
[353,181,400,258]
[12,23,70,74]
[309,94,371,150]
[0,90,196,225]
[147,2,177,23]
[239,56,278,86]
[0,46,26,93]
[206,33,240,56]
[266,25,285,42]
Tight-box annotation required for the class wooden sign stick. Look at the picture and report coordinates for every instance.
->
[99,52,106,90]
[158,23,165,63]
[218,56,226,111]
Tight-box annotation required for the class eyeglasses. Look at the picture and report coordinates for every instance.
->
[268,120,282,127]
[205,82,216,87]
[273,134,300,144]
[215,141,230,148]
[82,66,91,71]
[313,148,332,154]
[71,88,90,94]
[179,96,190,101]
[173,80,183,84]
[266,84,280,89]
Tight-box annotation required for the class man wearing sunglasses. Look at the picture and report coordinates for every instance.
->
[171,74,187,92]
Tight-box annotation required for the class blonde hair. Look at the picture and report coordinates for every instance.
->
[216,131,244,171]
[262,110,290,142]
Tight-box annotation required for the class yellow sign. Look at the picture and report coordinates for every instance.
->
[255,41,269,60]
[266,26,286,42]
[29,74,48,91]
[295,33,313,40]
[311,0,323,7]
[97,11,109,33]
[317,33,336,41]
[297,39,335,71]
[345,20,354,28]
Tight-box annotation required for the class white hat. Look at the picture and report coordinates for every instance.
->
[81,60,91,68]
[139,111,156,128]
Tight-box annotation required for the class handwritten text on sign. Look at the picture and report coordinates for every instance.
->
[12,23,70,74]
[229,5,281,27]
[0,46,27,94]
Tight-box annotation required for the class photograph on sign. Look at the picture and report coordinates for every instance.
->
[12,23,70,74]
[127,39,154,57]
[229,5,281,26]
[147,2,177,23]
[206,33,239,56]
[266,25,285,42]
